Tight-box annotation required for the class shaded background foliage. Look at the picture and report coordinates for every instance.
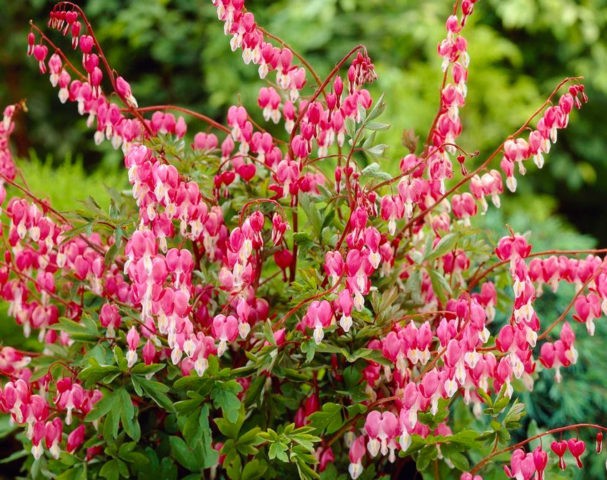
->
[1,0,607,478]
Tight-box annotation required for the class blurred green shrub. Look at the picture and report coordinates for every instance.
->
[18,152,127,212]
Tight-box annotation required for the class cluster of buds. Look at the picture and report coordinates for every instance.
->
[0,104,18,184]
[212,0,306,98]
[28,27,145,150]
[499,85,588,192]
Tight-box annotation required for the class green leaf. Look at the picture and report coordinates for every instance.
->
[58,451,78,467]
[215,412,245,439]
[113,346,128,371]
[183,404,208,443]
[173,396,204,415]
[476,388,493,407]
[262,320,276,346]
[490,419,503,432]
[365,121,390,131]
[211,381,242,423]
[504,400,526,429]
[320,463,347,480]
[241,459,268,480]
[103,408,121,441]
[346,403,367,417]
[360,162,392,181]
[363,144,389,160]
[320,208,336,232]
[86,390,119,422]
[50,317,99,341]
[301,340,317,363]
[99,459,121,480]
[447,429,481,448]
[308,403,343,435]
[362,130,377,149]
[55,465,87,480]
[131,375,175,412]
[497,428,511,443]
[293,232,314,248]
[491,384,511,414]
[400,435,429,457]
[296,456,321,480]
[415,445,438,471]
[224,452,242,480]
[130,363,165,376]
[0,449,28,465]
[118,442,148,466]
[315,342,348,357]
[428,269,453,305]
[235,427,264,456]
[344,117,357,138]
[424,232,459,262]
[343,365,363,388]
[290,428,321,452]
[172,374,214,395]
[300,194,322,237]
[178,404,219,468]
[118,389,140,442]
[268,441,289,462]
[169,436,200,472]
[448,451,470,471]
[0,415,18,440]
[366,93,386,121]
[139,448,177,480]
[78,360,121,388]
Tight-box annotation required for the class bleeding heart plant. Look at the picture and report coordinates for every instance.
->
[0,1,605,479]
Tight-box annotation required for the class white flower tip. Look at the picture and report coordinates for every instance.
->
[313,326,324,344]
[348,463,363,480]
[340,315,353,333]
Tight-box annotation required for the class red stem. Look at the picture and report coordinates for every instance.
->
[28,22,88,82]
[396,76,583,244]
[51,2,153,135]
[468,247,607,290]
[287,44,367,157]
[238,198,285,226]
[275,272,344,330]
[289,194,299,283]
[470,423,607,475]
[259,27,324,92]
[135,105,231,135]
[537,264,602,341]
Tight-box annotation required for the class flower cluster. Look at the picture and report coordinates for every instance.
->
[0,376,100,460]
[499,84,588,193]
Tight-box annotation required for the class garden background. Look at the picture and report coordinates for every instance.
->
[1,0,607,478]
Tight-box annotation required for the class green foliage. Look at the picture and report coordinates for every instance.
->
[18,153,127,213]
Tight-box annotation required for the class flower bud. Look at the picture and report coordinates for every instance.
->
[67,424,86,453]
